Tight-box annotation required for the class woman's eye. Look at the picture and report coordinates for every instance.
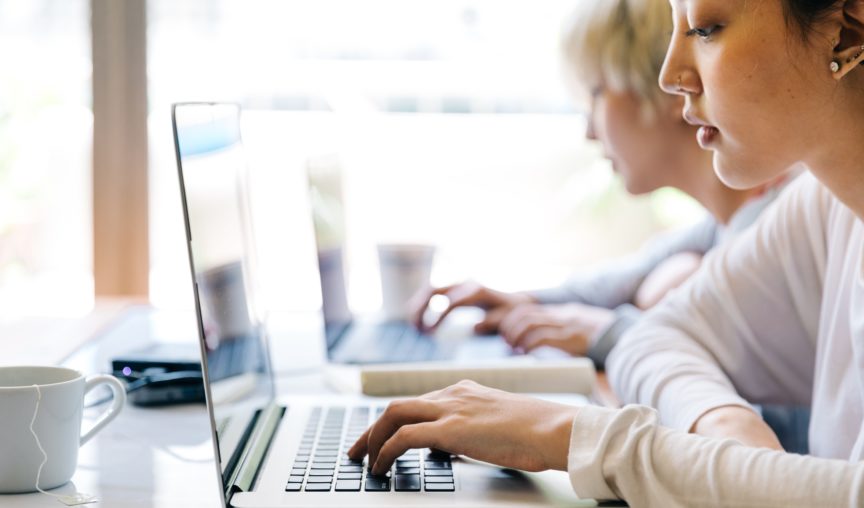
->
[685,25,721,39]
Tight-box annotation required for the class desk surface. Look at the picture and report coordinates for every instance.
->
[1,302,617,507]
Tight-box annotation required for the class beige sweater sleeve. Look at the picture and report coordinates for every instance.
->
[568,405,864,507]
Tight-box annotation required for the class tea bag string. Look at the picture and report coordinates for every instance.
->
[29,384,98,506]
[29,384,63,500]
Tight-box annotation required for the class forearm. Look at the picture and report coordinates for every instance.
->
[586,304,641,370]
[692,405,783,451]
[531,219,717,308]
[607,317,754,431]
[568,405,864,507]
[529,269,643,308]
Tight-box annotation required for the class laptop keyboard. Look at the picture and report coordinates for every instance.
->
[285,406,455,493]
[375,322,442,363]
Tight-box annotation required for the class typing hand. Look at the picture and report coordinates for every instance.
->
[498,303,615,356]
[408,281,535,334]
[347,380,579,475]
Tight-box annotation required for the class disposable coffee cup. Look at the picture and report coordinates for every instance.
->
[199,260,254,341]
[0,366,126,493]
[377,243,436,321]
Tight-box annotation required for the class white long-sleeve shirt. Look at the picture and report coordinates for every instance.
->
[568,405,864,507]
[528,184,786,367]
[566,173,864,505]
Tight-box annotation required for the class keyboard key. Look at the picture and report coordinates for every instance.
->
[365,476,391,491]
[425,470,454,477]
[395,467,420,475]
[337,472,362,480]
[424,450,450,461]
[290,468,306,476]
[285,482,302,491]
[366,468,391,478]
[311,461,337,468]
[339,465,363,473]
[309,469,335,476]
[395,474,421,491]
[304,483,331,491]
[335,480,362,491]
[288,475,305,483]
[424,461,452,470]
[341,459,364,466]
[424,476,454,484]
[426,483,455,491]
[395,460,420,468]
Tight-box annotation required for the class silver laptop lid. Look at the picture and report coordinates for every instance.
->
[171,102,278,505]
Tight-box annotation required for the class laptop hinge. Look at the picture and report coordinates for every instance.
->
[226,403,285,496]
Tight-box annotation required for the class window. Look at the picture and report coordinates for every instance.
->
[0,0,92,319]
[147,1,701,313]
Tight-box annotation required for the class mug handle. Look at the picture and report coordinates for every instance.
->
[80,374,127,446]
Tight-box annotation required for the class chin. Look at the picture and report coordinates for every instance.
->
[621,174,660,196]
[622,180,652,196]
[713,152,763,190]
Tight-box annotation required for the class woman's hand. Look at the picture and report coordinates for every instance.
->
[408,281,535,334]
[347,380,581,475]
[498,303,615,356]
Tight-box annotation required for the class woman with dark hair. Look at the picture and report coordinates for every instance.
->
[348,1,864,505]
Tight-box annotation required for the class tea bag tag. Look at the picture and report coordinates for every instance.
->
[56,493,98,506]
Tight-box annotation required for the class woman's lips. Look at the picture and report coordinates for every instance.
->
[697,125,720,148]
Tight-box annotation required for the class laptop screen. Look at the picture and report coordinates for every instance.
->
[171,103,276,501]
[305,154,354,351]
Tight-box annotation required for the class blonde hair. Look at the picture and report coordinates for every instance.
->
[561,0,672,115]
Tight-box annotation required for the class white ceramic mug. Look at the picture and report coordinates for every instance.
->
[377,243,436,320]
[0,366,126,493]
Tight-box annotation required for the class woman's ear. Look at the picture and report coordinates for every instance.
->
[830,0,864,80]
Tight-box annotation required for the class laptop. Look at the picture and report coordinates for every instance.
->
[171,102,588,507]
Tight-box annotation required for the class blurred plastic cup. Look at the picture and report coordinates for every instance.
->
[377,243,436,321]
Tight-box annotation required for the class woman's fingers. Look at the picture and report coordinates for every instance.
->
[361,398,443,468]
[519,330,559,353]
[501,310,554,348]
[371,421,444,474]
[474,306,508,334]
[409,285,453,330]
[498,305,532,344]
[347,425,373,460]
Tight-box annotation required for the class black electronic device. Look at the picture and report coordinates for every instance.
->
[111,343,205,406]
